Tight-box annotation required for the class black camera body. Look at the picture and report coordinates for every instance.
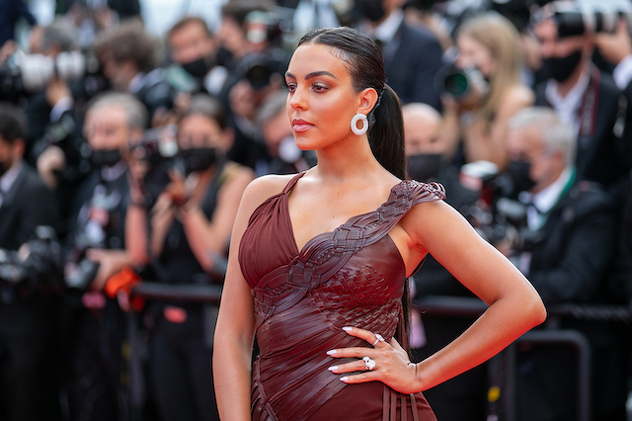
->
[435,64,489,103]
[0,226,64,302]
[0,51,90,102]
[540,1,632,38]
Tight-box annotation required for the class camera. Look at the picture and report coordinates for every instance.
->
[459,161,544,253]
[0,50,91,102]
[435,64,489,103]
[536,0,632,38]
[0,226,64,302]
[245,7,294,47]
[130,125,180,204]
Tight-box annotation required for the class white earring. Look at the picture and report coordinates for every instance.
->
[351,113,368,135]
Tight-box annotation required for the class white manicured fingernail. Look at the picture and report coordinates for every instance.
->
[328,366,338,371]
[342,326,352,332]
[327,350,337,355]
[340,377,349,382]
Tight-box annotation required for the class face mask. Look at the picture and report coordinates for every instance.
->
[356,0,386,23]
[91,149,122,169]
[541,50,582,82]
[507,159,537,193]
[406,153,442,181]
[180,147,217,174]
[181,57,213,79]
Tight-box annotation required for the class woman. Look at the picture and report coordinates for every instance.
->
[213,27,546,420]
[126,94,254,421]
[442,13,534,170]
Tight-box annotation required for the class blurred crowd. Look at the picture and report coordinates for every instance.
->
[1,0,632,420]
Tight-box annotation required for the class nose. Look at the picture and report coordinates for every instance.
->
[288,86,307,111]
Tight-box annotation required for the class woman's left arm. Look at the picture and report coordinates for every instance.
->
[328,200,546,393]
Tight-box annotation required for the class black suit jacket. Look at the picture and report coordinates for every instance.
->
[0,163,58,251]
[535,70,632,190]
[518,180,627,420]
[528,180,617,304]
[382,20,444,110]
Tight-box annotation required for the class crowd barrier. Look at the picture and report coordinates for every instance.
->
[126,284,632,421]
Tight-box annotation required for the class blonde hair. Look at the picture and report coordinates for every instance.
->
[457,12,523,124]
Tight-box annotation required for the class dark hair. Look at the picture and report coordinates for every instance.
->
[221,0,274,28]
[94,19,158,73]
[168,16,212,40]
[298,27,406,180]
[0,102,27,145]
[181,94,228,129]
[297,27,411,347]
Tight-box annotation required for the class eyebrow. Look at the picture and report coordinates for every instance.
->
[285,71,337,80]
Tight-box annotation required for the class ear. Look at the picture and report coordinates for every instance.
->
[357,87,378,115]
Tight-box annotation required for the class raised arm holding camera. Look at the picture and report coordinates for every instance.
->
[531,1,632,195]
[440,12,534,171]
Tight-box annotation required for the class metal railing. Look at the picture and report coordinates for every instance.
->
[126,284,632,421]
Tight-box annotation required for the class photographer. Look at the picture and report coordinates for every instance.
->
[504,107,627,421]
[441,12,534,171]
[64,92,143,421]
[126,94,253,421]
[167,16,230,99]
[0,102,61,421]
[93,19,176,127]
[531,2,632,195]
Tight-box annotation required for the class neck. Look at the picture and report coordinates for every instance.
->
[312,135,390,185]
[556,60,588,98]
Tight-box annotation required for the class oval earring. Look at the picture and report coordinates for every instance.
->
[350,113,368,136]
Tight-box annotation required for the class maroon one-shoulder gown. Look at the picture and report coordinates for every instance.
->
[238,172,445,421]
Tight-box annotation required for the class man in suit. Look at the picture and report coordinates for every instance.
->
[0,102,60,421]
[355,0,444,109]
[531,6,632,196]
[506,107,627,421]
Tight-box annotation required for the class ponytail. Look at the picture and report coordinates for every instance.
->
[367,84,406,180]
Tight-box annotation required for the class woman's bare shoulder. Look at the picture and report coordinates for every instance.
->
[239,174,298,211]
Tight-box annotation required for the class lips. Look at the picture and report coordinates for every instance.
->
[292,119,313,133]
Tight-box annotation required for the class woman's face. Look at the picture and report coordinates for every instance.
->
[178,114,227,151]
[285,43,368,151]
[456,35,497,79]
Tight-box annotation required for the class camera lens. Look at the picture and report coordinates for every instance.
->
[443,72,469,98]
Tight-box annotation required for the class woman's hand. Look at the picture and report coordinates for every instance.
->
[326,326,423,394]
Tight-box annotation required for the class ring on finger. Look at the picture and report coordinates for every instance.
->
[371,333,385,347]
[363,356,376,371]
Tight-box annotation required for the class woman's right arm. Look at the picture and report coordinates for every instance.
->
[213,175,289,420]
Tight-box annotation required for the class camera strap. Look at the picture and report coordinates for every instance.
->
[576,66,600,146]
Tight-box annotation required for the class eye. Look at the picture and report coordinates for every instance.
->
[285,81,296,92]
[312,83,328,92]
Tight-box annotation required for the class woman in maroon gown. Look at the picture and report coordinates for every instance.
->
[213,27,546,421]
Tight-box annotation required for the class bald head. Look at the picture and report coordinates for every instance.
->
[402,103,444,156]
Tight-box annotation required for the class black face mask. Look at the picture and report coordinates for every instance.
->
[180,147,217,174]
[406,153,442,182]
[91,149,122,169]
[181,56,214,79]
[507,159,536,193]
[356,0,386,23]
[541,50,582,82]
